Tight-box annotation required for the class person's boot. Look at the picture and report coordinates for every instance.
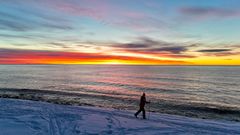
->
[134,113,137,118]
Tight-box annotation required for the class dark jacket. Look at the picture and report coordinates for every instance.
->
[139,96,147,108]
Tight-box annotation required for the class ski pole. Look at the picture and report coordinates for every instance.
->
[148,101,150,120]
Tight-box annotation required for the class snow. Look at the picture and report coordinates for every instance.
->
[0,98,240,135]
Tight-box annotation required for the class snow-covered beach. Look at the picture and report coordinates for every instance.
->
[1,98,240,135]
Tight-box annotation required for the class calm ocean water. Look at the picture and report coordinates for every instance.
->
[0,65,240,120]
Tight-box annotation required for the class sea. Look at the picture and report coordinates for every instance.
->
[0,65,240,121]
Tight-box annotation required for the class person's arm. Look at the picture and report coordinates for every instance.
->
[146,100,150,104]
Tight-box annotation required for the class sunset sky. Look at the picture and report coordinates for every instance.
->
[0,0,239,65]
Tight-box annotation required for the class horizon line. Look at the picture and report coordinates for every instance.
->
[0,64,239,66]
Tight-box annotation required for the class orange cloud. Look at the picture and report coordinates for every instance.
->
[0,49,190,65]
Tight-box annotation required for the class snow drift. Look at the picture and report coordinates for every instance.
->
[0,98,240,135]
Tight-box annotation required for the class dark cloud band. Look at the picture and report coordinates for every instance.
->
[197,49,232,52]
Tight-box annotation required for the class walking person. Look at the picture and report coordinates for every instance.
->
[134,92,150,119]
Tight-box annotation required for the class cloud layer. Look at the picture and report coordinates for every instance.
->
[179,7,240,19]
[0,0,240,65]
[0,48,190,65]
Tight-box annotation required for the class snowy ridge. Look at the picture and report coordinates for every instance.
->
[0,98,240,135]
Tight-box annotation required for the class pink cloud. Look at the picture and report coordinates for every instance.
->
[42,0,165,32]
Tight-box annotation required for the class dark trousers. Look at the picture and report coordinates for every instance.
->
[135,107,146,119]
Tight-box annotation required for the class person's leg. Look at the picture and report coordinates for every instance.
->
[135,108,141,117]
[142,108,146,119]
